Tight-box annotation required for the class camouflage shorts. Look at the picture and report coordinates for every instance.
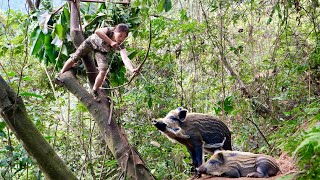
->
[69,34,113,71]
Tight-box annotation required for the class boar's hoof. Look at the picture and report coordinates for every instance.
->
[246,172,266,178]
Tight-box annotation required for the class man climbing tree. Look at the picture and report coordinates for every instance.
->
[58,23,139,101]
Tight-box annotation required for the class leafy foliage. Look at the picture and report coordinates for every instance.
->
[1,0,320,179]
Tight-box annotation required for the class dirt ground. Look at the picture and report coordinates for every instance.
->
[189,153,299,180]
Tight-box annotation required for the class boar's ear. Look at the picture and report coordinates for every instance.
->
[178,109,187,121]
[217,152,224,163]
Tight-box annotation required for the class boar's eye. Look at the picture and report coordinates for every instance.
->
[209,160,220,165]
[169,116,180,121]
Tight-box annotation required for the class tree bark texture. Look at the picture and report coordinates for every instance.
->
[0,75,77,180]
[62,2,155,179]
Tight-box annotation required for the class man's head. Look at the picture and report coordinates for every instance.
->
[114,23,129,43]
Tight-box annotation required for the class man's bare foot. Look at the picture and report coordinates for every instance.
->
[91,89,101,102]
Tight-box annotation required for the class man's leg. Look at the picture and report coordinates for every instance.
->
[93,71,107,91]
[60,38,93,74]
[92,52,109,91]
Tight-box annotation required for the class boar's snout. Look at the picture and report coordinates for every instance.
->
[198,166,207,174]
[153,120,167,132]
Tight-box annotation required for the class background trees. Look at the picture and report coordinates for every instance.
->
[0,0,319,179]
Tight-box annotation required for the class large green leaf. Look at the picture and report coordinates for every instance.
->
[0,122,6,131]
[157,0,165,12]
[54,24,65,39]
[163,0,172,12]
[44,35,55,63]
[293,132,320,156]
[31,29,44,56]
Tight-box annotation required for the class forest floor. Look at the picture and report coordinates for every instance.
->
[189,153,299,180]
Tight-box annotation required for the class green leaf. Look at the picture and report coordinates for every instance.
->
[0,122,6,131]
[63,5,70,22]
[267,17,272,25]
[157,0,165,12]
[31,29,45,56]
[7,71,16,77]
[20,92,43,99]
[104,160,117,166]
[44,34,56,63]
[22,76,32,81]
[128,50,138,59]
[148,98,152,108]
[180,10,188,21]
[163,0,172,12]
[0,131,6,138]
[45,136,54,140]
[54,24,65,39]
[293,132,320,156]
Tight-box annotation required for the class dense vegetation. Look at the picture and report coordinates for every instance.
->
[0,0,319,179]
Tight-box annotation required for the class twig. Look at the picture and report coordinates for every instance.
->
[102,19,152,90]
[246,117,271,149]
[52,3,66,15]
[51,42,64,78]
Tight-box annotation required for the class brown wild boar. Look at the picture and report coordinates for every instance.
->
[198,150,280,178]
[153,107,232,176]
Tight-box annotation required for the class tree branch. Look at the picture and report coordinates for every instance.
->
[0,75,77,180]
[25,0,35,11]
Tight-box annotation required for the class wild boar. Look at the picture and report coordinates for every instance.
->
[153,107,232,176]
[198,150,280,178]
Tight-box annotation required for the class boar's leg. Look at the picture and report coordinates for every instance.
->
[247,165,269,178]
[246,171,266,178]
[188,146,203,177]
[222,168,241,178]
[166,127,190,139]
[248,157,279,178]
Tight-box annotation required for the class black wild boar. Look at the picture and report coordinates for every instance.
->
[198,150,280,178]
[153,107,232,176]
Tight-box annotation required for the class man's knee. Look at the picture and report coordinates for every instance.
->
[97,63,108,72]
[98,70,107,76]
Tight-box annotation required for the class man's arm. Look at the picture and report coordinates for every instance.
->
[120,48,137,73]
[95,28,118,47]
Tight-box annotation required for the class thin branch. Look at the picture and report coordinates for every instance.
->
[52,3,66,15]
[246,118,271,149]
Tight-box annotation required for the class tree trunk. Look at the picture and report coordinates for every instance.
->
[59,71,154,180]
[58,2,155,179]
[0,75,77,180]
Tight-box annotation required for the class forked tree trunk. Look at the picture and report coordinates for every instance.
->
[0,75,77,180]
[56,2,155,179]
